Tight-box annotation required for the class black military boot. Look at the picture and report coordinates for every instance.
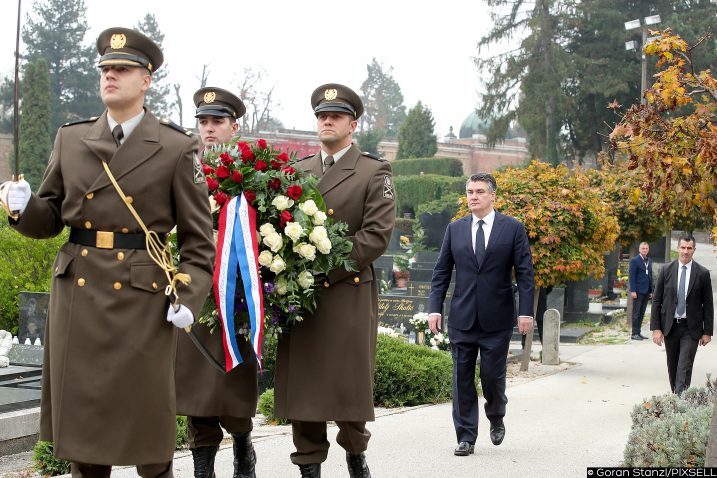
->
[298,463,321,478]
[231,431,256,478]
[346,452,371,478]
[191,445,219,478]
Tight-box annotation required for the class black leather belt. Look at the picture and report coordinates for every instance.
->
[69,228,148,250]
[674,317,687,324]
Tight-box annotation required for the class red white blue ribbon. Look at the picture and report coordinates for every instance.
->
[214,194,264,371]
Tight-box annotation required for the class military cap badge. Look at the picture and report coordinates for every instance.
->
[324,88,338,101]
[204,91,216,104]
[110,33,127,50]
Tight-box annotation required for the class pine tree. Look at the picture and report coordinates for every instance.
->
[23,0,102,132]
[18,59,52,189]
[396,102,437,159]
[359,59,406,138]
[135,13,174,119]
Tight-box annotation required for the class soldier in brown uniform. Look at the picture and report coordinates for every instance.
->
[175,87,258,478]
[1,28,214,477]
[274,84,396,478]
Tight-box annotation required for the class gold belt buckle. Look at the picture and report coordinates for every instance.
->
[96,231,114,249]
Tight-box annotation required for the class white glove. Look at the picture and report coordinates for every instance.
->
[0,179,31,215]
[166,304,194,328]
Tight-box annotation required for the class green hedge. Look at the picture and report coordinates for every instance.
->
[258,388,290,425]
[391,157,464,177]
[394,174,466,216]
[0,222,68,333]
[623,376,717,467]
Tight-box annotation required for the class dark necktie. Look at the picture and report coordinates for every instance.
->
[475,219,485,267]
[112,124,124,146]
[676,265,687,317]
[323,155,334,172]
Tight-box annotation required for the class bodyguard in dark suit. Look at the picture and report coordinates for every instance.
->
[651,233,713,394]
[428,173,534,456]
[629,242,653,340]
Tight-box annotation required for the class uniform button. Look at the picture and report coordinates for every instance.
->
[353,277,360,284]
[113,282,122,290]
[324,281,330,288]
[121,227,129,233]
[77,278,86,287]
[125,196,133,205]
[54,266,58,273]
[328,209,334,215]
[86,192,94,200]
[81,249,88,257]
[152,282,158,289]
[117,252,125,261]
[84,221,92,229]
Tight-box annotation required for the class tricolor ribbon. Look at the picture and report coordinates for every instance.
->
[214,194,264,371]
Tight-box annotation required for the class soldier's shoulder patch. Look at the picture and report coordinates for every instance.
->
[361,151,383,161]
[61,116,99,128]
[193,151,205,184]
[382,174,394,200]
[160,118,194,137]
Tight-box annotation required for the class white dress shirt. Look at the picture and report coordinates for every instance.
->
[321,143,352,171]
[675,260,692,319]
[107,110,145,145]
[471,209,495,253]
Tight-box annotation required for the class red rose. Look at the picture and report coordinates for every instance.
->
[244,190,256,203]
[257,139,268,149]
[207,177,219,191]
[281,166,296,176]
[280,210,293,228]
[287,185,302,200]
[276,152,290,163]
[214,191,228,206]
[216,165,230,179]
[202,164,215,175]
[220,152,233,166]
[232,170,243,183]
[241,147,254,162]
[237,141,249,150]
[268,178,281,190]
[254,160,268,172]
[270,160,283,170]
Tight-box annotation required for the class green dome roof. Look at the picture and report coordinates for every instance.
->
[459,111,490,138]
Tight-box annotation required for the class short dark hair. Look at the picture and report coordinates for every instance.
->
[467,173,497,193]
[678,233,696,246]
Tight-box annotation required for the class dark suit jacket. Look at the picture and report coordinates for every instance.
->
[428,211,534,333]
[629,254,653,294]
[650,260,714,340]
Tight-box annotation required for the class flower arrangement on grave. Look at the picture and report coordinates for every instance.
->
[393,235,414,280]
[200,137,354,370]
[409,312,450,351]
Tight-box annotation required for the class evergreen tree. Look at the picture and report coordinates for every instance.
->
[359,58,406,137]
[19,59,52,189]
[396,101,437,159]
[135,13,173,119]
[23,0,102,132]
[354,129,383,157]
[0,75,16,134]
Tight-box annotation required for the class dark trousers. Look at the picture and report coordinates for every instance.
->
[664,322,700,394]
[290,420,370,465]
[187,415,253,448]
[631,293,650,335]
[71,461,172,478]
[449,321,512,444]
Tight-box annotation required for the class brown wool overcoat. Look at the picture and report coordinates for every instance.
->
[10,110,215,465]
[274,144,395,422]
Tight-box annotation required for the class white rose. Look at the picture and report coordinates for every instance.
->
[316,237,332,254]
[263,232,283,253]
[272,195,294,211]
[293,242,317,261]
[297,270,314,289]
[309,226,328,245]
[299,200,318,216]
[275,276,288,295]
[284,222,304,242]
[312,210,327,225]
[259,223,276,237]
[269,256,286,274]
[258,250,273,266]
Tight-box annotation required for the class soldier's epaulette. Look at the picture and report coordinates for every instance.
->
[61,116,99,127]
[361,151,383,161]
[159,118,194,137]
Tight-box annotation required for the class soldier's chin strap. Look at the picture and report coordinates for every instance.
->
[100,161,191,322]
[0,174,22,220]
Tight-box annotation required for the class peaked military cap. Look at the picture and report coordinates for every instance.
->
[193,87,246,119]
[96,27,163,73]
[311,83,364,119]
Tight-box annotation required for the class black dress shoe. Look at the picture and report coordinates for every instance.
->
[490,419,506,446]
[631,334,644,340]
[454,441,475,456]
[298,463,321,478]
[346,452,371,478]
[638,334,648,340]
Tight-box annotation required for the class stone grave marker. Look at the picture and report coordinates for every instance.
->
[17,292,49,345]
[542,309,560,365]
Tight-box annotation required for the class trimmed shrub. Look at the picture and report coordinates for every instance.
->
[176,415,189,449]
[258,388,290,425]
[394,174,465,216]
[373,334,478,407]
[416,193,462,250]
[33,441,70,476]
[391,157,464,177]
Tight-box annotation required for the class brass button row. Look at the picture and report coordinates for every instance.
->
[76,278,126,291]
[81,223,131,234]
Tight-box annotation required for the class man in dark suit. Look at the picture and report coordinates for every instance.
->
[629,241,653,340]
[428,172,534,456]
[651,233,713,394]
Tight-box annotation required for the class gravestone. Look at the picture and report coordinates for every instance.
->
[546,287,565,321]
[415,251,440,263]
[373,256,394,285]
[17,292,49,345]
[378,295,429,331]
[542,309,560,365]
[564,280,589,321]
